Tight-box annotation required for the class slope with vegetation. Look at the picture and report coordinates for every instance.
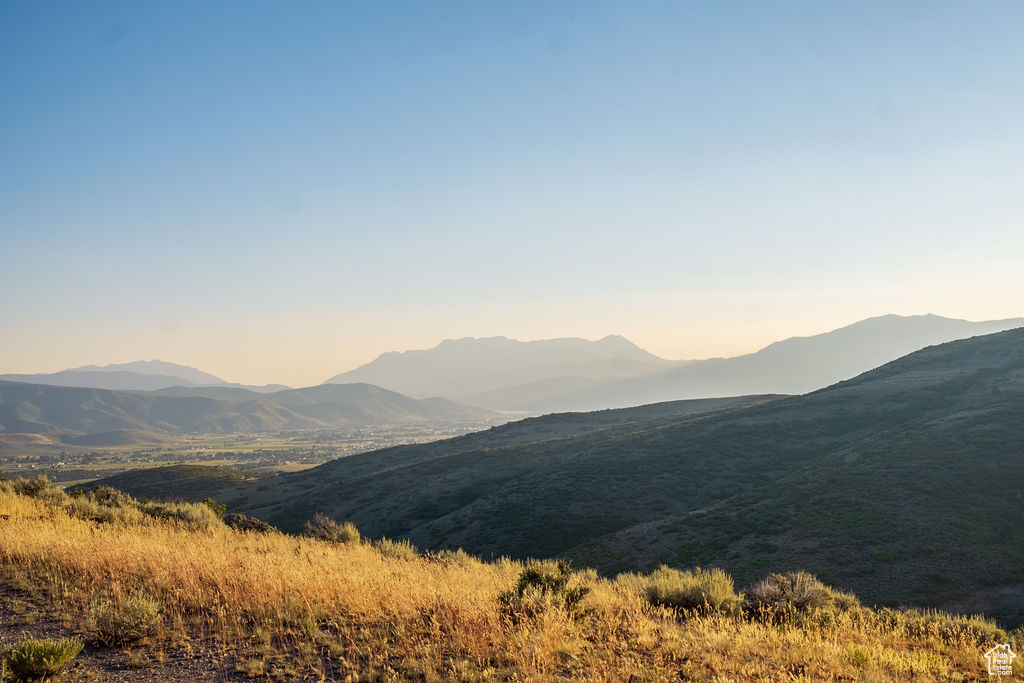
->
[0,381,496,440]
[1,476,1017,681]
[161,326,1024,625]
[67,465,258,503]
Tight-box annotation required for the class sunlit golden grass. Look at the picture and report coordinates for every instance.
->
[0,482,1018,681]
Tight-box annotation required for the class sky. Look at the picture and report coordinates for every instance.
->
[2,1,1023,387]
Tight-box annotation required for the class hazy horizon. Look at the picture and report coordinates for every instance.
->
[4,2,1023,386]
[4,312,1024,388]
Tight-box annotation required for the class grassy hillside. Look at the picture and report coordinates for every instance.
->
[185,327,1024,625]
[59,429,179,447]
[1,478,1017,681]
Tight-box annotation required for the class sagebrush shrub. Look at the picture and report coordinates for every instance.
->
[139,500,222,530]
[88,590,162,646]
[621,565,741,615]
[373,537,418,560]
[423,548,479,567]
[201,497,227,516]
[222,512,275,534]
[66,495,146,525]
[303,513,360,544]
[745,571,861,623]
[499,560,591,621]
[89,486,135,508]
[747,571,832,612]
[12,476,50,498]
[2,636,83,681]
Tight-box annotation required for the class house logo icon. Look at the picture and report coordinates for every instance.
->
[985,643,1016,676]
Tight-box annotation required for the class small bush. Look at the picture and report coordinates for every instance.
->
[88,486,135,508]
[622,566,742,615]
[373,537,418,560]
[222,512,275,534]
[201,497,227,516]
[88,590,162,646]
[66,496,145,525]
[499,560,591,621]
[303,513,360,544]
[12,476,50,498]
[35,487,69,508]
[2,636,83,681]
[423,548,479,567]
[139,500,222,530]
[746,571,857,616]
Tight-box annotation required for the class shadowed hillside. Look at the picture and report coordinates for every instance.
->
[174,327,1024,624]
[68,464,258,501]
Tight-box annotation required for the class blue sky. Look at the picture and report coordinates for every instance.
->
[2,1,1023,385]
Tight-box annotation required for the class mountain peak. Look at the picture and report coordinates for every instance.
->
[323,334,673,399]
[63,360,226,385]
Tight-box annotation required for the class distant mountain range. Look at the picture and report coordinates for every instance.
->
[5,314,1023,415]
[0,360,290,393]
[0,381,495,443]
[324,314,1024,412]
[323,334,682,402]
[127,325,1023,623]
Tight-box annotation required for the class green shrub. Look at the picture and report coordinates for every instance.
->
[373,537,418,560]
[746,571,858,616]
[34,487,69,508]
[88,486,135,508]
[139,500,222,530]
[87,590,162,646]
[201,497,227,516]
[303,513,360,544]
[621,565,741,615]
[499,560,591,621]
[2,636,82,681]
[222,512,275,534]
[12,476,50,498]
[66,496,145,526]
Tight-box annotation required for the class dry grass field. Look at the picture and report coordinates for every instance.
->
[1,477,1020,681]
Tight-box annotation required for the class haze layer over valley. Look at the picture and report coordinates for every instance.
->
[323,314,1024,412]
